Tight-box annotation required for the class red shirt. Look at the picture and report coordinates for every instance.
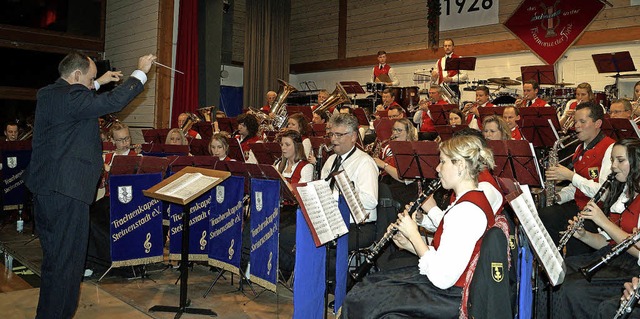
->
[511,126,523,140]
[526,98,548,107]
[465,102,495,127]
[420,100,447,132]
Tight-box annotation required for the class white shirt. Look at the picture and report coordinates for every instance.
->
[418,190,487,289]
[558,143,614,204]
[302,137,312,159]
[321,147,378,223]
[434,54,468,84]
[93,70,147,91]
[278,160,314,184]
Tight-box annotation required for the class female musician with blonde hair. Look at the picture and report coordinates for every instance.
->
[165,128,188,145]
[208,132,233,161]
[482,115,510,141]
[559,82,595,129]
[341,134,496,319]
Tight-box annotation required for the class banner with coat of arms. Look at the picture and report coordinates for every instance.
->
[249,178,280,292]
[208,176,245,274]
[168,191,213,261]
[504,0,605,65]
[109,173,164,266]
[2,149,31,208]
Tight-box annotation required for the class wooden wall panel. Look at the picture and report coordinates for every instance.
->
[290,0,339,64]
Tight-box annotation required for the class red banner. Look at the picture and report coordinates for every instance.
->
[504,0,604,65]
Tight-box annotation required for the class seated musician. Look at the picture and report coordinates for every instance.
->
[609,99,633,119]
[97,122,142,200]
[235,113,262,163]
[341,134,496,318]
[462,85,494,130]
[4,121,19,141]
[387,105,405,119]
[261,90,277,113]
[275,130,313,227]
[376,89,401,113]
[543,138,640,319]
[286,113,312,158]
[373,118,419,208]
[482,115,511,141]
[311,89,331,112]
[448,109,464,126]
[540,102,615,257]
[503,106,523,140]
[412,85,446,140]
[516,80,549,107]
[208,132,234,161]
[177,112,202,139]
[165,128,188,145]
[560,82,595,128]
[372,50,399,86]
[312,110,330,125]
[598,276,640,318]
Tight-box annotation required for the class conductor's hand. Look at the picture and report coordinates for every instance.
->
[138,54,157,74]
[96,71,123,85]
[545,164,574,182]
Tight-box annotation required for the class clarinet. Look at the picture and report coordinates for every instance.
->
[614,279,640,319]
[348,179,441,288]
[580,231,640,281]
[557,173,616,252]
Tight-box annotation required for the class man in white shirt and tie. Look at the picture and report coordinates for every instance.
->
[431,38,468,98]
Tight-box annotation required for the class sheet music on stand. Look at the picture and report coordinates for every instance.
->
[505,183,565,286]
[331,170,369,224]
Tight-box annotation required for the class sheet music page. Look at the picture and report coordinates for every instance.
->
[509,184,566,286]
[313,181,349,238]
[156,172,219,200]
[333,171,368,224]
[296,182,335,244]
[528,143,544,186]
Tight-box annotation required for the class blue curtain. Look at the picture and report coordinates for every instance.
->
[220,85,243,117]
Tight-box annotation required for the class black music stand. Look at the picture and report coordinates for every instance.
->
[372,118,394,142]
[287,106,313,122]
[428,104,458,125]
[488,140,544,187]
[216,118,239,134]
[340,81,366,97]
[520,65,556,86]
[434,125,468,142]
[226,137,245,162]
[519,118,560,148]
[602,118,640,141]
[249,142,282,165]
[389,141,439,180]
[592,51,636,99]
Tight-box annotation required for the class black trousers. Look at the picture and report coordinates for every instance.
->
[539,200,598,257]
[34,192,89,319]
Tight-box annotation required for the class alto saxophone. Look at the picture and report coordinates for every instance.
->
[557,172,616,252]
[348,179,441,289]
[546,133,577,206]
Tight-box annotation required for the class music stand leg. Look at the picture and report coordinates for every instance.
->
[203,268,227,298]
[149,204,217,317]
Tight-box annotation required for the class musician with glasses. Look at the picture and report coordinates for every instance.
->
[341,134,495,318]
[413,85,445,140]
[540,102,615,257]
[372,50,399,87]
[387,105,405,119]
[609,99,633,119]
[544,138,640,319]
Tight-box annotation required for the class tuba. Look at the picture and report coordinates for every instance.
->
[197,106,215,122]
[270,79,298,130]
[181,112,201,137]
[314,83,351,115]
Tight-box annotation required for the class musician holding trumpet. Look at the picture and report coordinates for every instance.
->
[341,134,496,318]
[544,138,640,319]
[559,82,595,129]
[461,86,494,130]
[515,80,549,107]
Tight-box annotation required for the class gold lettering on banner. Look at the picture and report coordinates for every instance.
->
[267,252,273,275]
[144,233,152,253]
[228,239,235,260]
[200,230,207,250]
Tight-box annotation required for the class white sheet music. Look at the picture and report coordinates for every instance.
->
[156,172,219,200]
[333,171,369,224]
[507,184,566,286]
[294,180,349,246]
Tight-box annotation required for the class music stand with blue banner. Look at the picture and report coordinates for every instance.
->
[1,141,32,211]
[143,166,230,318]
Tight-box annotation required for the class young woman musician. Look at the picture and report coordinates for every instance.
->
[448,109,464,126]
[208,132,233,161]
[549,138,640,318]
[166,128,188,145]
[274,129,313,185]
[559,82,595,129]
[286,112,312,158]
[482,115,511,141]
[236,113,262,163]
[341,134,496,319]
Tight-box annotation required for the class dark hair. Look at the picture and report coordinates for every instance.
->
[338,106,353,114]
[236,113,259,137]
[576,101,604,122]
[288,113,309,136]
[58,51,91,78]
[476,85,490,96]
[5,121,18,130]
[388,105,405,116]
[603,138,640,214]
[276,130,307,173]
[443,38,455,46]
[382,88,395,98]
[523,80,540,91]
[449,109,464,123]
[315,111,330,123]
[453,127,487,147]
[377,50,387,56]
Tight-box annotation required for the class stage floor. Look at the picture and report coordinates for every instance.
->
[0,220,324,319]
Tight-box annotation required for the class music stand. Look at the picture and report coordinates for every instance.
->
[189,139,210,156]
[102,141,116,152]
[602,118,640,141]
[389,141,439,180]
[352,108,370,127]
[287,106,313,122]
[520,65,556,86]
[445,57,477,79]
[110,156,142,176]
[249,142,282,165]
[142,128,170,144]
[372,118,394,142]
[192,122,213,140]
[226,138,245,162]
[138,156,170,177]
[519,118,559,148]
[375,110,389,118]
[488,140,544,187]
[311,123,327,137]
[477,106,507,122]
[434,125,468,142]
[258,164,297,204]
[592,51,636,99]
[217,118,239,134]
[168,156,194,174]
[191,156,218,169]
[428,104,458,125]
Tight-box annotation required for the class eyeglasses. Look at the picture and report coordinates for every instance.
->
[326,131,352,139]
[114,136,131,143]
[391,128,405,133]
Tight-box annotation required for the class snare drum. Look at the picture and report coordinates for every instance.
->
[366,82,386,93]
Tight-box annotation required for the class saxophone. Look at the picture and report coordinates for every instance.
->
[348,179,441,289]
[545,133,577,206]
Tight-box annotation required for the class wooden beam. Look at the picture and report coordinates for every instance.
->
[338,0,347,59]
[290,27,638,74]
[0,87,38,101]
[0,25,103,54]
[155,0,175,129]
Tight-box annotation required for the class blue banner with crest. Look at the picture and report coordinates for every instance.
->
[249,178,280,292]
[109,173,164,266]
[208,176,245,274]
[2,149,31,209]
[168,191,213,261]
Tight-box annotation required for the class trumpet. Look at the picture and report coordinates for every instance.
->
[561,99,582,133]
[580,231,640,282]
[614,277,640,319]
[557,173,616,252]
[348,179,441,290]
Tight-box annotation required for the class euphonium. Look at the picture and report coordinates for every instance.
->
[197,105,215,122]
[314,83,351,115]
[557,173,616,252]
[18,124,33,141]
[270,79,298,130]
[180,112,201,137]
[632,97,640,123]
[348,179,441,289]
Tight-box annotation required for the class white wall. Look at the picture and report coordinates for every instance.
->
[220,65,244,87]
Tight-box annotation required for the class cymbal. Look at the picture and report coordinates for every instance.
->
[608,73,640,79]
[487,77,521,86]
